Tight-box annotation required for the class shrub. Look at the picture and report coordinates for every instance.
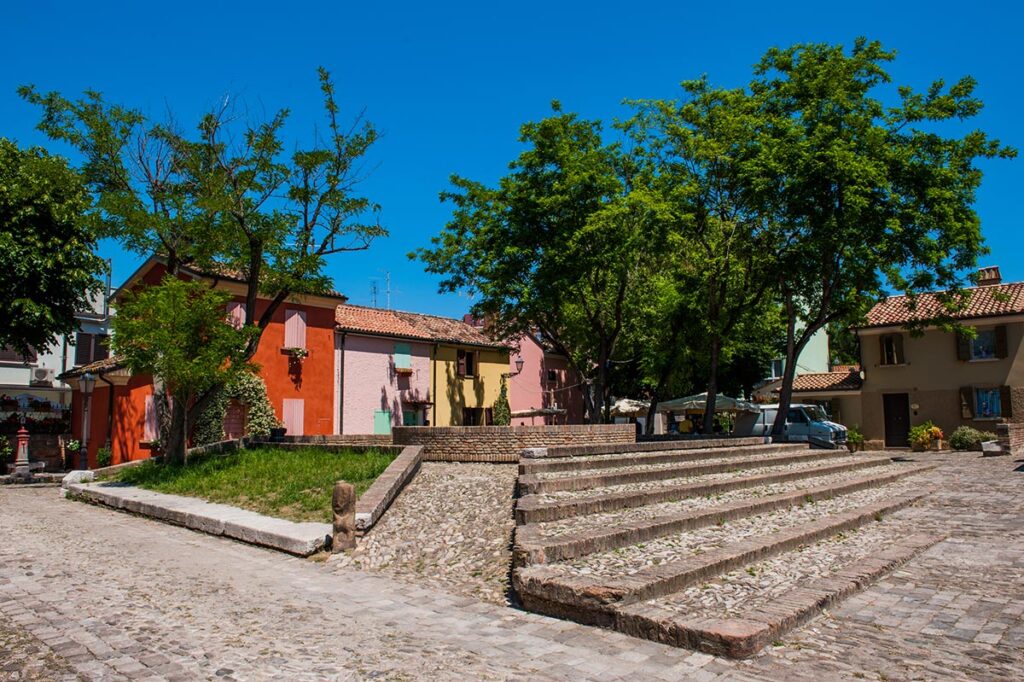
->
[193,372,278,445]
[492,377,511,426]
[846,425,865,445]
[908,421,943,449]
[949,425,998,451]
[96,446,112,467]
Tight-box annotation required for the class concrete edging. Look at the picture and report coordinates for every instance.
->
[63,482,331,556]
[522,437,767,460]
[354,445,423,532]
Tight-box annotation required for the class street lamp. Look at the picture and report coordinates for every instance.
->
[79,372,96,470]
[514,356,525,375]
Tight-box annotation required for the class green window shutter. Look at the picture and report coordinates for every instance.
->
[1000,385,1013,419]
[394,343,412,370]
[959,387,974,419]
[995,326,1008,359]
[956,332,971,361]
[373,409,392,434]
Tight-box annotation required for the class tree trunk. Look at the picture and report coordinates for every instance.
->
[702,337,721,435]
[164,397,188,466]
[771,297,823,438]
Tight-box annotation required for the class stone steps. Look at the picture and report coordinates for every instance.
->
[513,464,932,566]
[512,490,928,620]
[519,443,807,475]
[515,455,893,524]
[519,449,865,495]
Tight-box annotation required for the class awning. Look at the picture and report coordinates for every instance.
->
[656,392,759,414]
[511,407,566,418]
[610,398,650,418]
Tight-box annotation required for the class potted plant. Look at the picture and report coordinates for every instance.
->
[846,425,865,452]
[269,420,287,442]
[909,421,944,451]
[285,347,309,361]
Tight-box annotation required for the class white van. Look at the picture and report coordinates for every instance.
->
[745,404,848,449]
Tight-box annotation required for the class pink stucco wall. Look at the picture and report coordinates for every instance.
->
[341,334,432,434]
[507,334,585,425]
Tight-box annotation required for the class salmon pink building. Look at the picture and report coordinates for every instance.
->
[505,332,585,425]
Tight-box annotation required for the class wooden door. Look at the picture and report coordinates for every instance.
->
[883,393,910,447]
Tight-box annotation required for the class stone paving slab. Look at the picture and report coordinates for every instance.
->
[520,443,806,474]
[64,481,331,556]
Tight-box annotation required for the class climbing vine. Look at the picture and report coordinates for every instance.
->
[193,372,278,445]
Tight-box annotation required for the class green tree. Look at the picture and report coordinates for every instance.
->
[21,68,384,454]
[626,80,780,433]
[747,39,1015,436]
[0,138,105,356]
[416,104,668,422]
[112,277,258,463]
[493,376,512,426]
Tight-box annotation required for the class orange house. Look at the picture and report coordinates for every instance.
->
[62,257,347,467]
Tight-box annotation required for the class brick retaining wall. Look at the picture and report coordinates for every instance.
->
[391,424,635,463]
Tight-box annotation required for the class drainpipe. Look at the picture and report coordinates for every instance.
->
[431,343,438,426]
[338,332,346,435]
[99,372,115,451]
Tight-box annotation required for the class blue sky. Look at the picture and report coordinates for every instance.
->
[3,1,1021,317]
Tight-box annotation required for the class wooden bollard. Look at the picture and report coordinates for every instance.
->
[331,481,357,552]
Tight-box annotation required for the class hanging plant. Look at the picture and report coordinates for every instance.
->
[285,347,309,360]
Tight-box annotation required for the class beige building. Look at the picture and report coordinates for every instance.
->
[854,266,1023,447]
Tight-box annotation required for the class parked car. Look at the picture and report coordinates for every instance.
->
[745,404,848,449]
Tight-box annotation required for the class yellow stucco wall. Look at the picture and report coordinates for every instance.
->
[431,345,510,426]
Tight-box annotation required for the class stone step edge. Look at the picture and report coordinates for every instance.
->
[515,456,894,525]
[513,464,933,566]
[614,532,945,659]
[519,443,807,475]
[519,450,865,495]
[512,490,930,613]
[520,436,768,460]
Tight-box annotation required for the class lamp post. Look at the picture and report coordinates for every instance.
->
[504,356,525,379]
[79,372,96,470]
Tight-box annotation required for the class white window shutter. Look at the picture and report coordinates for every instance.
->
[284,309,307,349]
[144,395,158,441]
[282,399,304,436]
[227,302,246,329]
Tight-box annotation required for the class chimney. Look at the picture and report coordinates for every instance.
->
[977,266,1002,286]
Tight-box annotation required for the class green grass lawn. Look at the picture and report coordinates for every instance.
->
[115,446,396,523]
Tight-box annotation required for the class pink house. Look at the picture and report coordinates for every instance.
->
[506,332,585,425]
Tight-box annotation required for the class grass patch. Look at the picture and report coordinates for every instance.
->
[115,446,396,523]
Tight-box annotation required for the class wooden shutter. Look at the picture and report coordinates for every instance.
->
[394,343,412,370]
[94,334,109,361]
[1000,385,1013,419]
[995,325,1008,359]
[144,395,158,441]
[75,333,93,366]
[282,399,304,436]
[956,332,971,361]
[893,335,904,364]
[959,387,974,419]
[457,350,467,376]
[227,302,246,329]
[284,309,307,349]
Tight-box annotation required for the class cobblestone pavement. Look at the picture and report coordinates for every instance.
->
[0,452,1021,681]
[329,463,518,605]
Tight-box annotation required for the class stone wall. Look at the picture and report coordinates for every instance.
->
[391,424,635,463]
[272,435,394,446]
[996,422,1024,455]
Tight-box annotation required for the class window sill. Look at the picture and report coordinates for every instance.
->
[877,363,909,368]
[967,358,1001,363]
[973,417,1001,422]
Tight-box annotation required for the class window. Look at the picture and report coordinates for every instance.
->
[462,407,483,425]
[402,409,419,426]
[879,334,904,366]
[971,329,997,360]
[144,395,158,442]
[546,369,557,383]
[769,359,785,379]
[0,346,37,364]
[457,349,477,377]
[786,408,808,424]
[283,309,307,349]
[975,388,1002,419]
[74,333,108,366]
[394,343,412,371]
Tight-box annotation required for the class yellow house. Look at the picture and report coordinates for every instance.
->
[432,343,510,425]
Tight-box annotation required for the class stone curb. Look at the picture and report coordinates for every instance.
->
[513,490,930,613]
[513,463,934,566]
[354,445,423,532]
[519,450,866,495]
[519,443,807,475]
[64,483,331,556]
[515,456,895,525]
[613,532,945,658]
[520,437,767,460]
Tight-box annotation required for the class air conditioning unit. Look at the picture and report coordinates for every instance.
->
[30,367,55,387]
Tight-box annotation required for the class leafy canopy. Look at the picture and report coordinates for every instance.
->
[0,138,105,356]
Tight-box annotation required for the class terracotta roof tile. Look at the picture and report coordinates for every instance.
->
[335,305,510,349]
[789,370,862,393]
[59,356,125,379]
[863,281,1024,328]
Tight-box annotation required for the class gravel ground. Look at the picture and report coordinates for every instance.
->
[532,462,911,538]
[531,450,838,480]
[547,473,928,578]
[647,516,921,618]
[534,456,888,501]
[329,462,518,605]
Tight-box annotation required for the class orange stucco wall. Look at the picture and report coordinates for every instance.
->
[71,375,154,467]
